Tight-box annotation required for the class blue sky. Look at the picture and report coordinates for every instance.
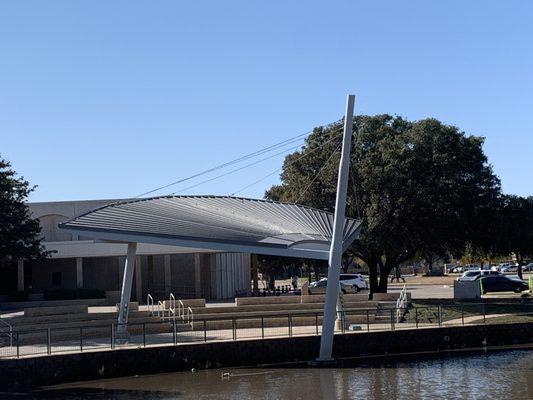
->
[1,1,532,202]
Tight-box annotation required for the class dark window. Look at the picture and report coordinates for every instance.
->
[51,271,62,287]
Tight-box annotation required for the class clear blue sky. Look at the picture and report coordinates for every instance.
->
[1,1,532,202]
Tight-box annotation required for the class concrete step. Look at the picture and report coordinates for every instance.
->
[7,315,161,333]
[4,310,151,326]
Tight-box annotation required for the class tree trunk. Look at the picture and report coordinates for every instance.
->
[367,261,379,299]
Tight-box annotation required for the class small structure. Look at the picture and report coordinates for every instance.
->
[59,195,362,337]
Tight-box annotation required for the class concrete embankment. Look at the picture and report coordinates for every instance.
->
[1,322,532,389]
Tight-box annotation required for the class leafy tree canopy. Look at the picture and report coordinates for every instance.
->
[266,115,501,294]
[0,157,48,267]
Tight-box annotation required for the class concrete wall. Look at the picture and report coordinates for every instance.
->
[2,322,532,389]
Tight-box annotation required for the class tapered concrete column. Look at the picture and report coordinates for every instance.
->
[194,254,201,298]
[17,259,24,292]
[135,256,142,303]
[117,243,137,332]
[76,258,83,288]
[318,94,355,361]
[164,255,171,295]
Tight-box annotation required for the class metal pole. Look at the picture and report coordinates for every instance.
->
[261,316,265,339]
[117,243,137,339]
[173,319,177,345]
[415,307,419,328]
[80,327,83,352]
[318,94,355,361]
[438,305,442,328]
[461,304,464,326]
[366,309,370,332]
[204,320,207,342]
[143,323,146,347]
[47,328,51,355]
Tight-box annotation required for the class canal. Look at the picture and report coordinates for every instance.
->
[6,349,533,399]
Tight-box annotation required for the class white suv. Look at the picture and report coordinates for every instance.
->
[339,274,368,291]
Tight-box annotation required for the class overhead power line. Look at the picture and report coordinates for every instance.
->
[134,118,342,198]
[231,135,343,197]
[295,140,343,203]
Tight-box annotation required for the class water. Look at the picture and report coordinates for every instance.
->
[8,349,533,399]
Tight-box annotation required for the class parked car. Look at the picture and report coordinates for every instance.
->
[522,263,533,272]
[479,276,529,294]
[457,270,500,281]
[501,265,518,273]
[339,274,368,290]
[308,278,361,294]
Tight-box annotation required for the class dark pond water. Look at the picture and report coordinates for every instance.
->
[5,349,533,399]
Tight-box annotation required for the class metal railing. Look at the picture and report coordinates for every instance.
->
[147,294,154,316]
[1,302,531,359]
[169,293,176,320]
[396,285,408,323]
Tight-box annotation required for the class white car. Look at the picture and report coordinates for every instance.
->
[457,269,500,281]
[308,274,368,294]
[339,273,368,290]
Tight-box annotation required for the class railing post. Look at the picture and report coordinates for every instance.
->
[261,316,264,339]
[16,332,20,358]
[288,314,292,337]
[232,318,236,340]
[111,323,115,349]
[461,304,464,326]
[47,328,51,355]
[80,327,83,352]
[483,303,486,324]
[390,309,394,331]
[203,320,207,342]
[415,307,419,328]
[173,319,177,345]
[315,313,319,335]
[143,323,146,347]
[438,305,442,328]
[366,309,370,332]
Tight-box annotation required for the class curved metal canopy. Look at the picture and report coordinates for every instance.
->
[59,195,362,260]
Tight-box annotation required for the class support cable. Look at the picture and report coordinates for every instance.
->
[134,119,342,198]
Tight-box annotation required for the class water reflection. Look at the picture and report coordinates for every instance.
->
[9,350,533,400]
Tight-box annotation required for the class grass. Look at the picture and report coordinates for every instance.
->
[403,299,533,324]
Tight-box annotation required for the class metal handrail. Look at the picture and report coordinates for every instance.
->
[178,300,185,321]
[157,300,165,318]
[147,294,154,316]
[169,293,176,319]
[396,284,408,323]
[186,306,194,327]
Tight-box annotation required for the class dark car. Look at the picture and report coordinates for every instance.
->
[480,276,529,294]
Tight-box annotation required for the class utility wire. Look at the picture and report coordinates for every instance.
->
[231,135,342,197]
[295,140,343,204]
[134,119,342,198]
[171,142,306,195]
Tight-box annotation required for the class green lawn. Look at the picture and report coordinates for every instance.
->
[403,300,533,324]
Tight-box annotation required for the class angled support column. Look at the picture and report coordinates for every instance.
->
[117,242,138,338]
[17,259,24,292]
[318,94,355,361]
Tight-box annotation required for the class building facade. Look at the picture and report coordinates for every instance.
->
[16,199,251,301]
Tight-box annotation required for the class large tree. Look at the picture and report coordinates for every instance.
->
[266,116,501,295]
[0,157,48,268]
[492,195,533,279]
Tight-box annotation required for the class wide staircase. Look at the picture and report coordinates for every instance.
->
[152,293,402,331]
[0,304,164,346]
